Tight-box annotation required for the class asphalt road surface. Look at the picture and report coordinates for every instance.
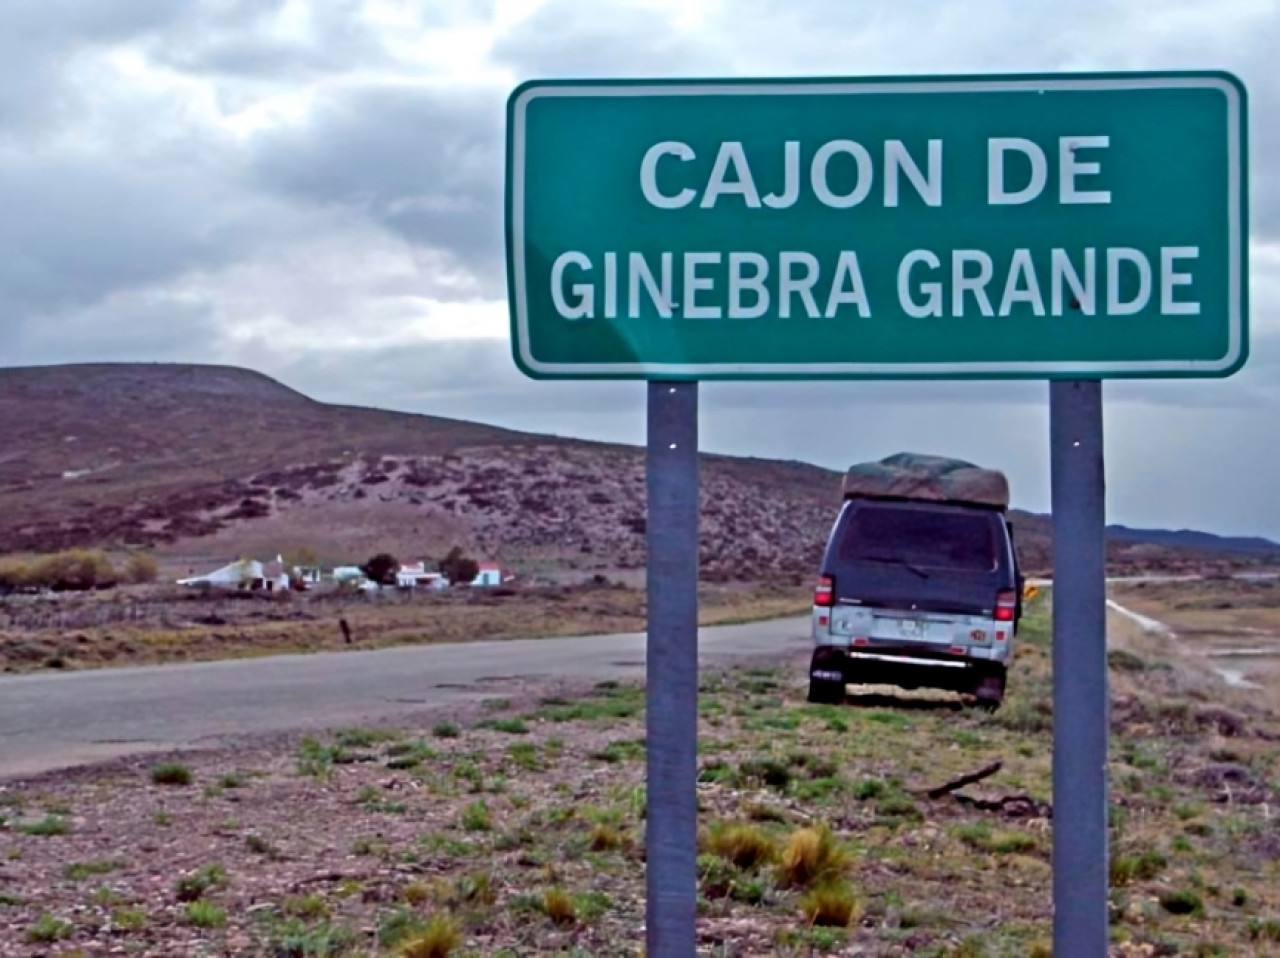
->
[0,617,811,780]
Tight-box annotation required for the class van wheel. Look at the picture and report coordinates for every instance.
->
[807,677,845,705]
[972,670,1006,712]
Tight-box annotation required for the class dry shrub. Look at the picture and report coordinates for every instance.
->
[704,822,777,871]
[122,551,159,584]
[590,823,624,852]
[15,549,117,591]
[401,881,431,906]
[543,887,576,926]
[777,824,848,888]
[799,878,860,927]
[398,914,462,958]
[0,556,33,590]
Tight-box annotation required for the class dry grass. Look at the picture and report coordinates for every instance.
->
[542,887,577,926]
[798,879,860,927]
[398,914,463,958]
[589,823,625,852]
[703,821,777,871]
[776,824,849,889]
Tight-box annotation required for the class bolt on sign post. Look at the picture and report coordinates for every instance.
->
[505,72,1247,956]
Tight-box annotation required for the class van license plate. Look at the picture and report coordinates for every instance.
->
[898,618,925,639]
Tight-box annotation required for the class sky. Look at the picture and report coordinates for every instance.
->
[1,0,1278,538]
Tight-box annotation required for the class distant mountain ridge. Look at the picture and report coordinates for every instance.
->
[1105,525,1280,555]
[0,362,1273,580]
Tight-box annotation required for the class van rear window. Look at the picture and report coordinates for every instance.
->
[838,505,998,572]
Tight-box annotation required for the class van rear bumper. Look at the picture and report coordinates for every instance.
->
[810,644,1005,693]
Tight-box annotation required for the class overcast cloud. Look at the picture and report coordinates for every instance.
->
[1,0,1278,537]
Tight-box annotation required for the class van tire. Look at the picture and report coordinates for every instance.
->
[807,678,845,705]
[972,668,1007,711]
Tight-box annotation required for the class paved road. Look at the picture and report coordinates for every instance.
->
[0,617,811,780]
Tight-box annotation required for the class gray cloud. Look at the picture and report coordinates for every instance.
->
[148,0,391,81]
[0,155,228,325]
[246,84,504,294]
[490,0,734,78]
[0,0,179,136]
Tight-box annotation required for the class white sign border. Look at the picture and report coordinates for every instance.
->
[508,74,1245,379]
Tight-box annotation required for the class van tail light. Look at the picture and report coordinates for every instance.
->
[814,575,834,608]
[994,589,1017,622]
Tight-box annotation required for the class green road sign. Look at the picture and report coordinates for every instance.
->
[505,72,1248,381]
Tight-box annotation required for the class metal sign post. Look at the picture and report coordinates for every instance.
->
[645,381,700,956]
[1049,379,1109,955]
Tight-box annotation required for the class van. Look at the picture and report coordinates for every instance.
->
[808,495,1023,710]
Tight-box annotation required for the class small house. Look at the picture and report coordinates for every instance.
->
[471,562,503,587]
[177,558,264,590]
[396,561,446,590]
[332,565,365,583]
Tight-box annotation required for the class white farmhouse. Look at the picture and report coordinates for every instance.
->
[471,562,504,587]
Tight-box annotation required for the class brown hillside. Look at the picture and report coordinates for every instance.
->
[0,363,1266,580]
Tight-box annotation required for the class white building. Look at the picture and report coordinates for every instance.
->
[331,565,365,583]
[177,558,264,589]
[472,562,503,587]
[396,561,446,590]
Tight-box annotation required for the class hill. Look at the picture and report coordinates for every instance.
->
[1106,524,1280,555]
[0,362,1273,581]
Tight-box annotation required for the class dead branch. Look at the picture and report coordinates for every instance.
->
[923,760,1003,799]
[954,791,1053,818]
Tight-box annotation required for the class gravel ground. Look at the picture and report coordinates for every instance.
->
[2,608,1279,957]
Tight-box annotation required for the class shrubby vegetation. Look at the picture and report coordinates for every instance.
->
[0,548,159,592]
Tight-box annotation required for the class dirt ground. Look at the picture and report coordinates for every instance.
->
[1109,578,1280,712]
[0,580,811,674]
[1,594,1278,956]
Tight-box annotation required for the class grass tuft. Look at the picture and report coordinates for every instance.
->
[26,914,73,943]
[704,821,777,871]
[398,914,464,958]
[459,800,491,832]
[1249,918,1280,943]
[184,900,227,928]
[798,879,860,927]
[150,762,194,786]
[175,862,227,902]
[589,823,625,853]
[18,815,70,837]
[1110,849,1167,886]
[543,887,577,926]
[777,824,848,889]
[1160,888,1205,917]
[62,859,118,881]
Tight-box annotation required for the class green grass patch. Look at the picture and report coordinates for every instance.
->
[149,762,194,786]
[26,914,73,943]
[63,859,118,881]
[17,814,70,837]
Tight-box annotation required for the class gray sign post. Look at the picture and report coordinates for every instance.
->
[645,381,700,956]
[1049,379,1109,954]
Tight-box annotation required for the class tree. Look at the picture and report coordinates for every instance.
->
[361,552,400,586]
[439,546,479,586]
[284,546,319,569]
